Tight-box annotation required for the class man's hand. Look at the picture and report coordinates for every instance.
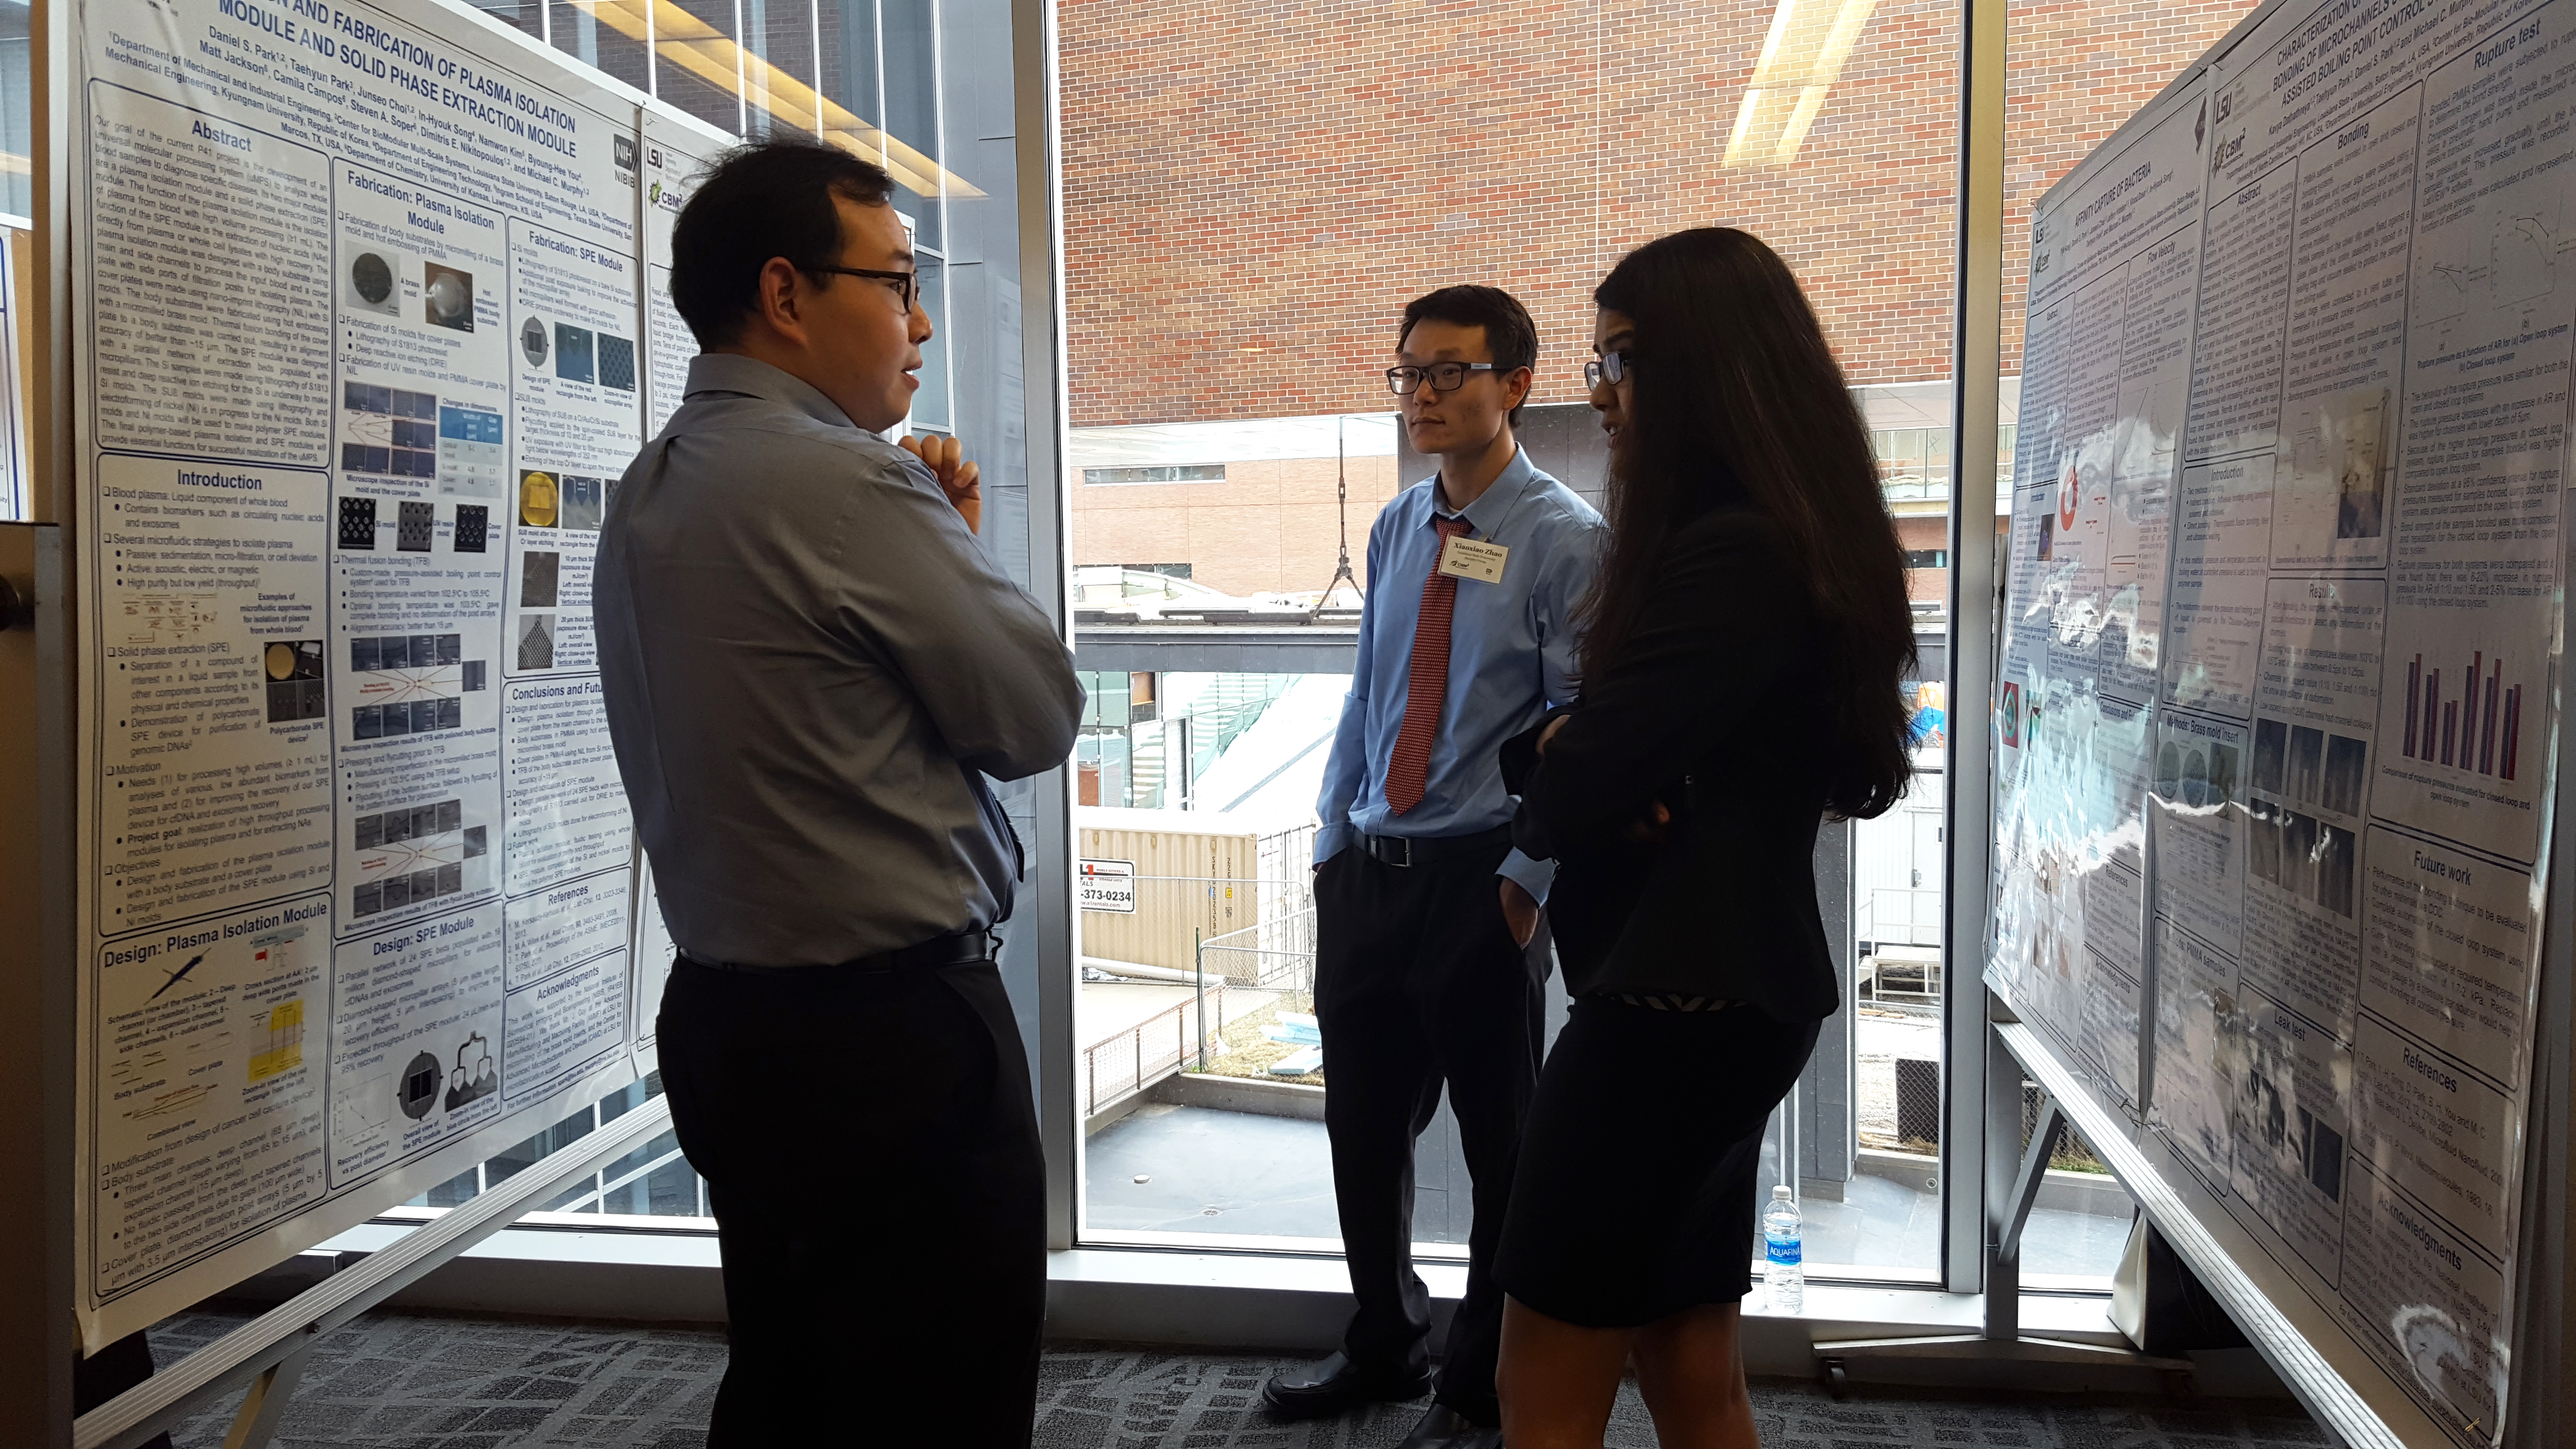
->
[899,433,982,534]
[1501,878,1540,948]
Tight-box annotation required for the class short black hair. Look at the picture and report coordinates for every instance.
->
[669,138,898,348]
[1398,285,1539,425]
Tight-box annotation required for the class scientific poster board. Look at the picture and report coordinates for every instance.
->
[1995,0,2575,1441]
[70,0,726,1348]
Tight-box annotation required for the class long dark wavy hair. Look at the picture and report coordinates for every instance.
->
[1580,227,1917,820]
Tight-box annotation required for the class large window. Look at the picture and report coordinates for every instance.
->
[1061,0,1976,1272]
[1058,0,2270,1287]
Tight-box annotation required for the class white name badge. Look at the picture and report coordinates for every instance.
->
[1437,534,1510,584]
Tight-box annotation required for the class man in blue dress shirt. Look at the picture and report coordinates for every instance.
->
[1262,287,1601,1449]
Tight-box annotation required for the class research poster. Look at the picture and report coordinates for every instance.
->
[640,115,716,437]
[72,0,724,1347]
[1998,0,2569,1440]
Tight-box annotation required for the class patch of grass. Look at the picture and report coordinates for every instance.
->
[1190,990,1324,1087]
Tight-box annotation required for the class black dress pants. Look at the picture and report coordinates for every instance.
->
[658,954,1045,1448]
[1313,839,1544,1428]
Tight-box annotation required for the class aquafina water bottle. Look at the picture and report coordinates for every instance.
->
[1763,1184,1804,1313]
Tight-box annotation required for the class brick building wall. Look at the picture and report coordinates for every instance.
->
[1057,0,2257,429]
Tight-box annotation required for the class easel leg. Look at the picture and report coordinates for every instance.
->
[219,1346,309,1449]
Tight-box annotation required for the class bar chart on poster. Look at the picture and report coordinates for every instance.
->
[71,0,727,1349]
[1995,0,2573,1442]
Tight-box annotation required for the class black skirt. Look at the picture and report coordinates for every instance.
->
[1494,994,1822,1328]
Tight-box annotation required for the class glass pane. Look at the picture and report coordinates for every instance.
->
[908,250,949,429]
[550,0,653,96]
[1075,677,1347,1237]
[1064,0,1962,1274]
[644,1152,705,1216]
[655,0,750,136]
[741,0,820,137]
[879,0,941,249]
[0,0,27,222]
[413,1164,483,1208]
[818,0,881,151]
[465,0,544,42]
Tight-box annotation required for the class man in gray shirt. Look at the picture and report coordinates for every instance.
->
[595,138,1080,1446]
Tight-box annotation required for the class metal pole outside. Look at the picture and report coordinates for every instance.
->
[1942,0,2009,1299]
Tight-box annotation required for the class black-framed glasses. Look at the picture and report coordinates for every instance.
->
[1385,362,1499,396]
[1583,350,1636,390]
[809,265,919,313]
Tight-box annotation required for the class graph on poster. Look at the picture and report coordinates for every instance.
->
[1995,0,2571,1441]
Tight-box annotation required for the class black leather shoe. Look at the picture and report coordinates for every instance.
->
[1260,1351,1433,1419]
[1397,1403,1504,1449]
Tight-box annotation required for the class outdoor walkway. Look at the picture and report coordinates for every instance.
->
[1087,1102,2134,1277]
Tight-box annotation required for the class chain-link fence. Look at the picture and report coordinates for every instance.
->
[1196,904,1316,992]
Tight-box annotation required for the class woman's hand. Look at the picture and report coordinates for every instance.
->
[1535,715,1572,756]
[1624,800,1672,844]
[1500,879,1540,948]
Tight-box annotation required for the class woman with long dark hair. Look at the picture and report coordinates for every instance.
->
[1491,227,1918,1448]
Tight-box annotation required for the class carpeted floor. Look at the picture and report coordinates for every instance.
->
[146,1307,2330,1449]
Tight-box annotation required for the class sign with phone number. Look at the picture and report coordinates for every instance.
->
[1078,858,1135,913]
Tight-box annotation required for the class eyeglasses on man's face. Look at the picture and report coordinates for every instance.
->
[810,265,919,314]
[1583,350,1635,391]
[1385,361,1500,397]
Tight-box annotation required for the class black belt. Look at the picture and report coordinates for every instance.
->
[680,927,1000,976]
[1358,823,1513,868]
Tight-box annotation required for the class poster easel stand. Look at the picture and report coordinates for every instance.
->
[1813,1002,2193,1396]
[70,1098,671,1449]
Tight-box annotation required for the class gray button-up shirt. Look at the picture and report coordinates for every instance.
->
[596,354,1081,966]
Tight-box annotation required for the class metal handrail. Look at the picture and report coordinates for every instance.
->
[1083,987,1225,1118]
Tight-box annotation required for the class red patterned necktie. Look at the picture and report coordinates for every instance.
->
[1385,515,1473,815]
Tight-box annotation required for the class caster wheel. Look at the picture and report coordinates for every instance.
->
[1824,1360,1850,1399]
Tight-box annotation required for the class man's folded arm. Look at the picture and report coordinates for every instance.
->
[833,453,1085,780]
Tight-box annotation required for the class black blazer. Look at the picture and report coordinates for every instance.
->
[1502,505,1840,1021]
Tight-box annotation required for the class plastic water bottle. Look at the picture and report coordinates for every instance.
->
[1763,1185,1804,1313]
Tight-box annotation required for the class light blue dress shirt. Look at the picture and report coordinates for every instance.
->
[1315,448,1602,901]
